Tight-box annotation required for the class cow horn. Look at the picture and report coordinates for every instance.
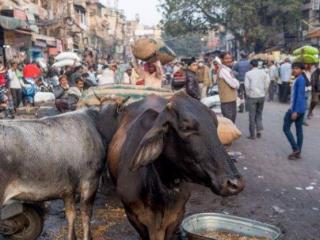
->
[93,91,102,102]
[123,96,131,104]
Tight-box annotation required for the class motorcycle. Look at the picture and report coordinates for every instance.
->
[0,202,44,240]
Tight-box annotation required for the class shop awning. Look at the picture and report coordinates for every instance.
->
[0,15,28,30]
[32,34,57,47]
[307,28,320,39]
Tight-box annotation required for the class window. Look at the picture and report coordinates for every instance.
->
[75,6,87,26]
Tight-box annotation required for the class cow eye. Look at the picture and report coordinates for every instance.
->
[180,119,199,132]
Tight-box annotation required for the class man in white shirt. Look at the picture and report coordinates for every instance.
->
[8,61,23,109]
[267,61,279,101]
[245,60,270,139]
[279,58,292,102]
[98,65,115,85]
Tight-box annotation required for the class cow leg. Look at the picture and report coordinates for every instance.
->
[164,210,185,240]
[123,205,150,240]
[80,196,94,240]
[64,195,77,240]
[165,187,190,240]
[80,180,99,240]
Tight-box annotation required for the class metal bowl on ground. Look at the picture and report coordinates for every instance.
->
[181,213,282,240]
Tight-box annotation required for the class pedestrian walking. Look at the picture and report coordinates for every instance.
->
[307,64,320,119]
[197,60,212,98]
[267,60,279,101]
[283,62,306,160]
[279,58,292,103]
[245,60,270,139]
[7,61,23,110]
[233,51,251,112]
[217,52,240,123]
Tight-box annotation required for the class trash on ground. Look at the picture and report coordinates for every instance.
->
[272,206,285,214]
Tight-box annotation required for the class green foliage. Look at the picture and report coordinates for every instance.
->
[163,33,205,57]
[159,0,303,51]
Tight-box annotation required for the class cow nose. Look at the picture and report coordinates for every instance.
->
[222,178,245,196]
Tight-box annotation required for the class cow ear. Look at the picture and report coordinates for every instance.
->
[130,110,169,171]
[130,128,165,171]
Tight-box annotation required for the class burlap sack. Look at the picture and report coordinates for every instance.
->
[217,117,242,145]
[156,39,176,65]
[78,85,174,108]
[132,38,158,61]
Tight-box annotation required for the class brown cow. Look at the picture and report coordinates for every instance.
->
[107,92,244,240]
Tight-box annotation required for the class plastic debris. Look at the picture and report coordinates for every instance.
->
[272,206,285,214]
[305,186,314,191]
[243,167,248,170]
[312,207,319,211]
[295,187,303,191]
[258,176,264,179]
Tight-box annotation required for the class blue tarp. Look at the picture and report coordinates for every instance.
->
[0,15,28,30]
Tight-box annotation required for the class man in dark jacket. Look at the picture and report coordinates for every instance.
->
[185,58,200,100]
[308,66,320,119]
[54,75,70,112]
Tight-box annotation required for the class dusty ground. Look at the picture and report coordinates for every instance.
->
[37,102,320,240]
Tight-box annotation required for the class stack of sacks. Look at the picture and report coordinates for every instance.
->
[293,45,319,64]
[217,116,242,145]
[34,92,55,107]
[132,37,176,65]
[52,52,81,68]
[156,39,177,65]
[80,84,174,106]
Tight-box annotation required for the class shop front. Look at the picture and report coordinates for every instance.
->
[31,34,59,62]
[0,15,30,64]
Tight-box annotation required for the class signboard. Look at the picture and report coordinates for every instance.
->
[4,31,15,45]
[14,9,27,21]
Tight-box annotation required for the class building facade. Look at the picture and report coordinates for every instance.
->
[0,0,162,64]
[302,0,320,45]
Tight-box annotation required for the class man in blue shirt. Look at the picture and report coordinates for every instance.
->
[283,62,306,160]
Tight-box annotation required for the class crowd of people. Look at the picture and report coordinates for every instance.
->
[0,49,319,160]
[214,51,320,160]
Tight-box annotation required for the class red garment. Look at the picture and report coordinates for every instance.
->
[0,73,6,87]
[23,64,42,78]
[173,70,185,80]
[136,79,145,85]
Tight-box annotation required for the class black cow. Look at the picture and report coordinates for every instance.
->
[107,92,245,240]
[0,102,124,240]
